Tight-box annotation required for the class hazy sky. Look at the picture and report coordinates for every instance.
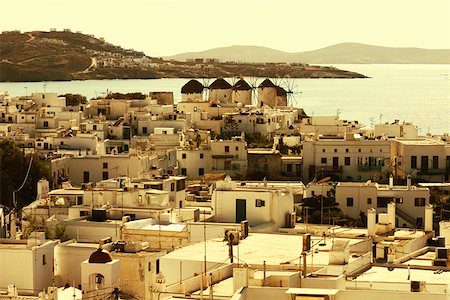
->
[2,0,449,57]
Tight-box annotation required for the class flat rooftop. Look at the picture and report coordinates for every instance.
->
[163,233,365,267]
[355,266,450,285]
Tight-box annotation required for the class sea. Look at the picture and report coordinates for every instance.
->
[1,64,449,135]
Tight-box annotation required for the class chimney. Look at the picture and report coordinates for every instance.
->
[425,204,433,231]
[387,202,396,229]
[367,208,376,237]
[407,174,412,190]
[389,175,394,189]
[10,211,17,238]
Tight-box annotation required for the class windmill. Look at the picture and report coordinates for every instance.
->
[282,77,302,107]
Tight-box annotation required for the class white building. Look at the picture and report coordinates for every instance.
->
[373,120,419,139]
[302,134,391,182]
[212,178,294,229]
[335,178,430,228]
[68,153,157,185]
[211,136,248,177]
[0,236,59,295]
[391,138,450,182]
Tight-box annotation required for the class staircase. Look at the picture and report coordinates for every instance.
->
[396,207,417,227]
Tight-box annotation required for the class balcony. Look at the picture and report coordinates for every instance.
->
[417,168,449,175]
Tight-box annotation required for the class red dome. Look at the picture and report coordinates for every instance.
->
[88,248,113,263]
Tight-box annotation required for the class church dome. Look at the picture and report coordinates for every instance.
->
[88,247,113,263]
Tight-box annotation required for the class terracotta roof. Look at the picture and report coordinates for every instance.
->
[181,80,204,94]
[258,78,276,88]
[232,79,252,91]
[209,78,232,90]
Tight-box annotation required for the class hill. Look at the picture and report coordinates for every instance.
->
[165,43,450,64]
[0,30,366,82]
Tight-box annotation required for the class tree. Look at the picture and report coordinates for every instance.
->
[0,140,51,209]
[219,115,240,140]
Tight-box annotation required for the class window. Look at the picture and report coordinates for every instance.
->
[43,121,49,128]
[142,127,148,134]
[357,157,363,166]
[199,168,204,176]
[156,259,160,274]
[395,197,403,204]
[80,211,88,217]
[358,148,361,153]
[42,255,46,265]
[411,156,417,169]
[83,171,90,183]
[433,156,439,169]
[77,196,83,205]
[321,158,327,164]
[334,149,337,153]
[367,198,372,205]
[200,153,204,159]
[345,157,350,166]
[346,148,349,153]
[103,162,108,169]
[346,197,353,207]
[93,125,97,131]
[415,198,426,207]
[286,164,293,172]
[225,146,230,153]
[102,171,108,180]
[171,183,175,191]
[235,146,239,151]
[322,149,325,153]
[182,153,186,159]
[255,199,265,207]
[181,168,187,176]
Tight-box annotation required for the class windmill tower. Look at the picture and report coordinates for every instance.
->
[208,78,232,104]
[181,79,204,102]
[232,78,252,106]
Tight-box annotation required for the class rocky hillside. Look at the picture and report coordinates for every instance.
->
[0,30,366,82]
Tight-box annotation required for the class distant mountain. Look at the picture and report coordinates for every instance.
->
[165,43,450,64]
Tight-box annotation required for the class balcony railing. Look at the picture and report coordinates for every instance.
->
[358,165,382,172]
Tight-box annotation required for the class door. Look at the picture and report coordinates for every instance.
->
[333,157,339,168]
[236,199,246,223]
